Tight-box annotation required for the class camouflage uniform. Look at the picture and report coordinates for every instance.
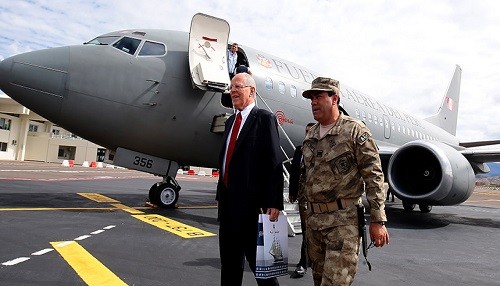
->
[301,112,386,286]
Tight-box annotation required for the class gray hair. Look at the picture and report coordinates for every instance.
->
[242,72,256,96]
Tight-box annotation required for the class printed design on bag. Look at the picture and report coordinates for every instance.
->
[257,221,264,246]
[269,224,284,263]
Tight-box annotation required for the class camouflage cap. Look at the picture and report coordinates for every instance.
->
[302,77,340,99]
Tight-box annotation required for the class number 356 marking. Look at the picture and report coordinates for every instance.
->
[133,156,153,168]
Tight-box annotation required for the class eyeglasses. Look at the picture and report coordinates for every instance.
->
[230,84,251,90]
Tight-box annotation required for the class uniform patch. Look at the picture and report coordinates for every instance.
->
[329,138,336,148]
[357,132,370,145]
[304,141,315,151]
[332,152,355,175]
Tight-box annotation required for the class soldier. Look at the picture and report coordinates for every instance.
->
[301,77,390,286]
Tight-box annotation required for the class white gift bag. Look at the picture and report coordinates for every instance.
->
[255,213,288,279]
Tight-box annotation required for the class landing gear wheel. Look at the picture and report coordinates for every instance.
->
[402,201,416,212]
[148,183,160,205]
[148,176,181,208]
[418,204,432,213]
[150,183,180,208]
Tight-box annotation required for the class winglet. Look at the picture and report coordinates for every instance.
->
[424,65,462,135]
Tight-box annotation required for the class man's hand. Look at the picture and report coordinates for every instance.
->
[369,223,390,247]
[267,208,280,221]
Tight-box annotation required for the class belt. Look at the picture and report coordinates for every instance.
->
[309,198,361,214]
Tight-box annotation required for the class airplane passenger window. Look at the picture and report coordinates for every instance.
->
[278,82,285,94]
[139,41,166,56]
[85,36,120,45]
[265,77,273,90]
[290,85,297,98]
[112,37,141,55]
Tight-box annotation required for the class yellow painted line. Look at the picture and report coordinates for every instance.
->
[51,241,127,286]
[111,203,144,214]
[177,205,217,209]
[78,193,119,203]
[132,214,216,238]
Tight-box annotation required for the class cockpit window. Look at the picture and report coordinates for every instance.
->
[138,41,166,56]
[84,36,121,45]
[112,37,141,55]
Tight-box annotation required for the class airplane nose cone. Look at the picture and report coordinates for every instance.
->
[0,47,70,122]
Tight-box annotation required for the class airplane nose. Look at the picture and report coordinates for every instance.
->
[0,46,70,122]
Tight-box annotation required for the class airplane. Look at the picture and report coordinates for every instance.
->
[1,13,499,212]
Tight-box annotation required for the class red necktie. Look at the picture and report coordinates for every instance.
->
[224,113,242,186]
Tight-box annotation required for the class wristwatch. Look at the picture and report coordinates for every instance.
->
[373,221,386,226]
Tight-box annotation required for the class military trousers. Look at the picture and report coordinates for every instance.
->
[306,224,360,286]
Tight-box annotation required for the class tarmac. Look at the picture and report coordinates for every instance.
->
[0,160,499,285]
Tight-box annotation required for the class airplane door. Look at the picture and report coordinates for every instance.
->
[383,114,391,139]
[189,13,230,92]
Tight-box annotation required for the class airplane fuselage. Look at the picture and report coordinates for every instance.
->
[1,27,486,209]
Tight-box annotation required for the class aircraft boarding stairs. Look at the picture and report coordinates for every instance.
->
[283,186,303,237]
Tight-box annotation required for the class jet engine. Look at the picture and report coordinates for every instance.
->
[388,140,475,206]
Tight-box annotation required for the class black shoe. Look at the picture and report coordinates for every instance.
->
[290,265,306,278]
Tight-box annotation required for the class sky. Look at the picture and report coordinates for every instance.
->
[1,0,500,142]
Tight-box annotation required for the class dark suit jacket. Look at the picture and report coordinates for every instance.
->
[216,106,284,225]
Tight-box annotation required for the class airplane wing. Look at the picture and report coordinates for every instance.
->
[459,139,500,148]
[460,147,500,163]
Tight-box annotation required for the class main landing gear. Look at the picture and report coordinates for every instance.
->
[148,176,181,208]
[402,200,433,213]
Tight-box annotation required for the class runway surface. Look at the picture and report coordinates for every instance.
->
[0,161,499,285]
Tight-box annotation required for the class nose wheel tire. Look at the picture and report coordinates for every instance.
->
[149,182,180,208]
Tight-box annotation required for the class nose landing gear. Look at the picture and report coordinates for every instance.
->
[149,176,181,208]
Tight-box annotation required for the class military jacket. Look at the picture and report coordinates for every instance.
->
[301,113,387,230]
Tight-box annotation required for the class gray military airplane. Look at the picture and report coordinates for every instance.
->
[1,13,499,211]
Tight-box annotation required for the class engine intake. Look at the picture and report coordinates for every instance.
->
[388,140,475,205]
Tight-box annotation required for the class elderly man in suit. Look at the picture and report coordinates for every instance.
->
[216,72,284,286]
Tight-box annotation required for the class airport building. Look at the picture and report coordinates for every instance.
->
[0,94,104,164]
